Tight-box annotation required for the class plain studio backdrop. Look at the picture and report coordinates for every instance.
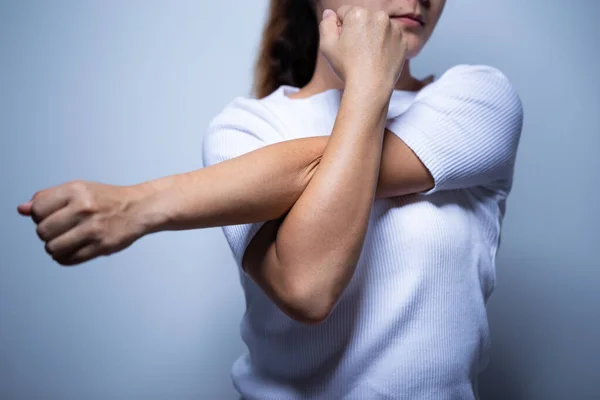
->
[1,1,599,399]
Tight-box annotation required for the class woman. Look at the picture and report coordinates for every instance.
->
[17,0,523,398]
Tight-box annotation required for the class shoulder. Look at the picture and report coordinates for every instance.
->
[208,91,281,132]
[202,89,288,167]
[421,64,523,112]
[433,64,515,89]
[439,63,511,80]
[415,64,524,131]
[206,88,291,140]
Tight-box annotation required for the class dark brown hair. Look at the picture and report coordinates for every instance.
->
[253,1,320,99]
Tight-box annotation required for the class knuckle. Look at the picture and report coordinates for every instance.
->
[45,241,55,255]
[30,202,42,221]
[36,224,48,241]
[70,181,94,210]
[80,197,95,213]
[88,219,104,237]
[69,180,86,193]
[349,7,366,21]
[374,10,389,23]
[32,188,47,201]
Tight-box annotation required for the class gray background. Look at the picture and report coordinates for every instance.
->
[1,1,598,399]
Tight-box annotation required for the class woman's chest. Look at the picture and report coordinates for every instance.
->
[365,191,485,257]
[272,93,417,141]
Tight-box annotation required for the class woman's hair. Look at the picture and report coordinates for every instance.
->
[253,0,320,99]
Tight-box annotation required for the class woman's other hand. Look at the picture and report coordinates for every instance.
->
[17,180,145,266]
[319,5,408,91]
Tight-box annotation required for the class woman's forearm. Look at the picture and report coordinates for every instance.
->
[129,135,329,235]
[130,117,432,238]
[264,82,391,318]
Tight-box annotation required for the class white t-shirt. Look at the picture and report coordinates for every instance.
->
[202,64,523,400]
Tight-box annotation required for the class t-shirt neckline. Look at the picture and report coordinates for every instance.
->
[277,82,430,103]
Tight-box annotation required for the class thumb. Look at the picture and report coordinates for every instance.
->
[319,9,339,54]
[17,200,33,216]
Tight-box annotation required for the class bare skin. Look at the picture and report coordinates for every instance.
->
[17,1,446,323]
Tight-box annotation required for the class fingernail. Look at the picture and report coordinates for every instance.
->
[322,9,335,20]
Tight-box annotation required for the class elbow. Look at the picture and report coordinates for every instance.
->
[276,278,338,325]
[284,297,335,326]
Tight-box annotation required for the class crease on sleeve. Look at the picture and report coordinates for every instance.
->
[386,64,524,195]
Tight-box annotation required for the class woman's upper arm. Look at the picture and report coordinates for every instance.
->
[376,128,435,198]
[383,64,524,197]
[240,217,285,297]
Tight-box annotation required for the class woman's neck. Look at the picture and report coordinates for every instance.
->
[290,52,428,99]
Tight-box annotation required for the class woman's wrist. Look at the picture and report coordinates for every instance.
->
[341,77,393,126]
[344,75,395,105]
[124,178,174,237]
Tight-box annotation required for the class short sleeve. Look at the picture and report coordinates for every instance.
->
[386,64,524,195]
[202,97,283,271]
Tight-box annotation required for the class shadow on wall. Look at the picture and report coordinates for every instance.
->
[479,337,524,400]
[478,252,600,400]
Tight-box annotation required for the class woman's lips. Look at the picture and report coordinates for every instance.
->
[390,15,424,28]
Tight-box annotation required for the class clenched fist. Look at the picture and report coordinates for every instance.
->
[319,6,408,90]
[17,180,145,266]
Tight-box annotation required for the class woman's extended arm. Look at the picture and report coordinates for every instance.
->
[18,64,519,324]
[133,129,430,233]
